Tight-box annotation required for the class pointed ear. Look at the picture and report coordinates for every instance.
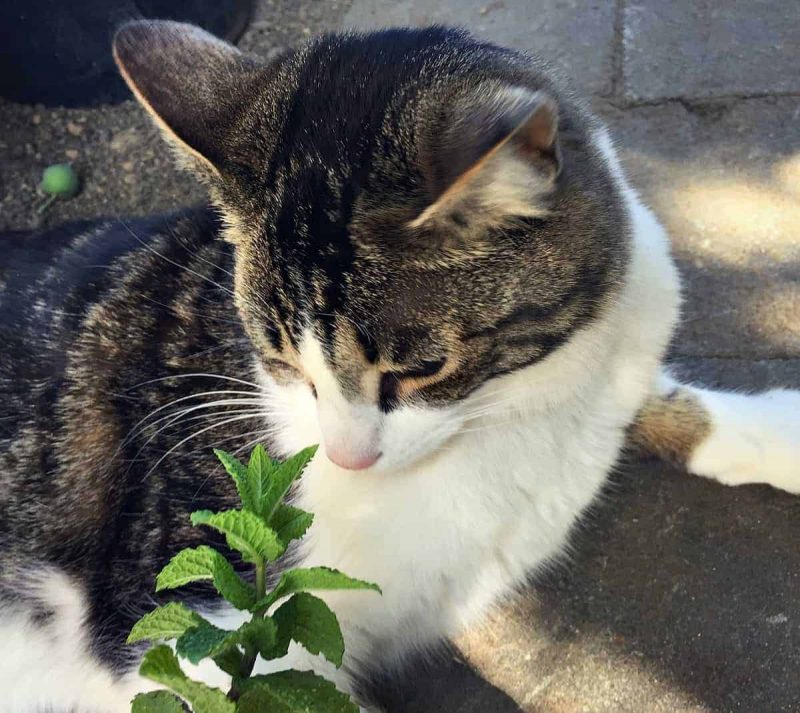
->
[113,20,262,178]
[412,86,561,231]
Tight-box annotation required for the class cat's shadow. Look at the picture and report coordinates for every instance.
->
[371,653,524,713]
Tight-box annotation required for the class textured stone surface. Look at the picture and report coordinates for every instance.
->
[0,0,354,232]
[623,0,800,102]
[342,0,616,96]
[600,96,800,360]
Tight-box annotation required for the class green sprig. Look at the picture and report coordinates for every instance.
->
[128,445,380,713]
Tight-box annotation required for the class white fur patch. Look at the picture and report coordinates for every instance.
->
[688,388,800,493]
[0,570,150,713]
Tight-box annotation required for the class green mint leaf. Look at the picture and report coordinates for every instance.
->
[237,687,295,713]
[246,444,276,516]
[131,690,185,713]
[239,670,358,712]
[175,621,231,664]
[273,593,344,667]
[190,509,284,563]
[253,567,381,613]
[261,446,317,519]
[213,449,252,510]
[176,617,278,666]
[127,602,204,644]
[138,645,235,713]
[212,646,244,677]
[271,504,314,546]
[236,617,279,659]
[155,545,256,610]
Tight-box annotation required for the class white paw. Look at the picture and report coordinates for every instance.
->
[689,389,800,494]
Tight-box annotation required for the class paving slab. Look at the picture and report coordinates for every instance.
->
[597,96,800,360]
[342,0,616,96]
[623,0,800,102]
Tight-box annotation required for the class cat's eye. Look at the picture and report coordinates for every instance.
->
[379,358,446,413]
[397,358,447,380]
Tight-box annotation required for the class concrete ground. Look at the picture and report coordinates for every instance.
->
[1,1,799,711]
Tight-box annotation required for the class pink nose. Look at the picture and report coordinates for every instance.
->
[325,446,382,471]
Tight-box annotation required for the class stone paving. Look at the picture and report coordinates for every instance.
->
[1,1,798,711]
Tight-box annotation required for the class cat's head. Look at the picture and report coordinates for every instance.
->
[114,21,628,473]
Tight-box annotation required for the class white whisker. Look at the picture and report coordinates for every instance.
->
[143,413,270,479]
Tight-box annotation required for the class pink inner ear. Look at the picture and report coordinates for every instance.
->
[516,95,559,156]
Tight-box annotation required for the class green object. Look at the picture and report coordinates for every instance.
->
[128,445,381,713]
[131,691,185,713]
[40,163,79,197]
[36,162,80,215]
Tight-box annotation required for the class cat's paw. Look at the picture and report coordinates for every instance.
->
[689,388,800,494]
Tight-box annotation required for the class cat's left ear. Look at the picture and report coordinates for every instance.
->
[113,20,263,179]
[412,85,561,232]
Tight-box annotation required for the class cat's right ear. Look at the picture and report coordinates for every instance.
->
[113,20,262,179]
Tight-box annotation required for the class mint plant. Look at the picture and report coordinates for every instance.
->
[127,444,381,712]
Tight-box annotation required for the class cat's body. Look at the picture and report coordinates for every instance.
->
[1,22,799,712]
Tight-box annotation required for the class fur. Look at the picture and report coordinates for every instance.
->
[0,22,798,712]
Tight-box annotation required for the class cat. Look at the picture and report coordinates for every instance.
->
[1,20,798,713]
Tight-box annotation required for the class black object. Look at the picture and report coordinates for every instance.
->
[0,0,253,107]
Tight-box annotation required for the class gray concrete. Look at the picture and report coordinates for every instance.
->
[342,0,616,95]
[622,0,800,102]
[1,1,799,711]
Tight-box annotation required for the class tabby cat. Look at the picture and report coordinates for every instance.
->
[1,20,798,712]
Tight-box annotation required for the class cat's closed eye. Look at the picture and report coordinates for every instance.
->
[396,358,447,380]
[379,358,448,411]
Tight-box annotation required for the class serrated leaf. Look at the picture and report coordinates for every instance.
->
[131,690,185,713]
[175,621,231,664]
[240,670,358,713]
[273,593,344,667]
[237,687,295,713]
[253,567,381,613]
[260,446,317,519]
[127,602,203,644]
[138,645,235,713]
[191,509,284,563]
[155,546,255,610]
[246,445,275,516]
[213,448,252,510]
[175,616,278,667]
[128,602,204,644]
[271,504,314,545]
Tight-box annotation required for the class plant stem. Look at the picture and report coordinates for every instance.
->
[229,557,267,700]
[35,194,57,215]
[254,557,267,603]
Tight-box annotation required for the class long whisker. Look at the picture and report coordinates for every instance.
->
[189,427,279,500]
[121,390,263,447]
[119,219,237,299]
[143,413,270,479]
[139,294,245,326]
[125,373,263,392]
[130,404,267,458]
